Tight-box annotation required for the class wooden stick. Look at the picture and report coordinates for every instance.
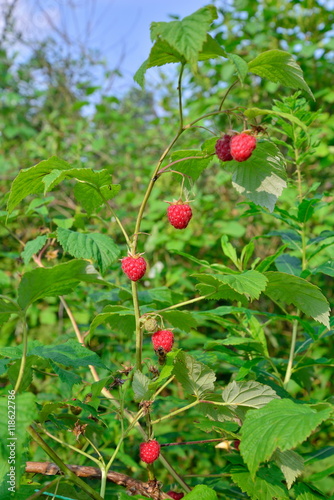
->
[25,462,171,500]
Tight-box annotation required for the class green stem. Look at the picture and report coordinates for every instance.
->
[99,467,107,499]
[155,295,208,314]
[284,318,299,387]
[40,426,101,466]
[14,315,28,393]
[218,80,238,111]
[132,281,143,371]
[151,399,199,425]
[178,63,185,129]
[27,426,103,500]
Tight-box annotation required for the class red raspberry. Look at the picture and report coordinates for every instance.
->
[139,440,160,464]
[167,202,192,229]
[215,135,233,161]
[230,133,256,162]
[168,492,184,500]
[152,330,174,353]
[234,439,240,451]
[121,255,147,281]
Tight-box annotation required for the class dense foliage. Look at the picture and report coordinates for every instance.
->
[0,2,333,500]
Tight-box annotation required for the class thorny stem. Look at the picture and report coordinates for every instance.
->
[155,295,209,314]
[284,317,299,387]
[27,426,103,500]
[161,438,225,447]
[132,281,143,371]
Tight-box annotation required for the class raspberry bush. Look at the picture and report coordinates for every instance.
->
[0,4,333,500]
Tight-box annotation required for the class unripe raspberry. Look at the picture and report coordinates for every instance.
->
[121,255,147,281]
[215,134,233,161]
[152,330,174,353]
[167,202,192,229]
[144,317,158,333]
[139,440,160,464]
[168,492,184,500]
[230,133,256,162]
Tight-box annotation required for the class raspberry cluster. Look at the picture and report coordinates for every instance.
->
[215,132,257,162]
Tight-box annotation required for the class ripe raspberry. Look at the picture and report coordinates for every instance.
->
[215,135,233,161]
[152,330,174,353]
[167,492,184,500]
[121,255,147,281]
[234,439,240,451]
[167,202,192,229]
[139,440,160,464]
[230,133,256,162]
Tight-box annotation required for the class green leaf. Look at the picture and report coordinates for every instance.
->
[50,361,82,389]
[228,141,287,212]
[206,337,263,354]
[173,352,216,398]
[311,261,334,277]
[17,259,103,309]
[199,34,226,60]
[160,310,197,332]
[21,235,48,265]
[268,230,302,251]
[231,466,289,500]
[194,274,248,303]
[43,167,113,192]
[29,339,107,369]
[170,150,213,181]
[89,307,135,337]
[221,235,239,268]
[150,6,218,66]
[0,298,21,315]
[7,156,72,213]
[213,271,268,301]
[264,272,330,328]
[132,370,152,402]
[222,381,279,409]
[248,50,314,99]
[0,393,37,488]
[74,182,120,215]
[240,399,332,478]
[244,108,308,132]
[298,199,321,223]
[227,53,248,83]
[275,255,302,277]
[273,449,304,489]
[183,484,218,499]
[56,228,120,275]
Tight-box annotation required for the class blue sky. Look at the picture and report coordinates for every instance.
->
[18,0,212,90]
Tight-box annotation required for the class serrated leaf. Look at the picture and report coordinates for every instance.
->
[248,50,314,99]
[21,235,48,265]
[160,310,197,332]
[227,53,248,83]
[222,381,279,409]
[56,228,120,274]
[74,182,120,215]
[183,484,218,499]
[264,272,330,328]
[43,167,113,192]
[89,307,135,337]
[150,6,218,66]
[50,360,82,389]
[213,271,268,300]
[231,466,289,500]
[297,198,320,223]
[275,254,302,276]
[132,370,152,402]
[273,449,304,489]
[17,259,103,309]
[173,352,216,398]
[268,230,302,251]
[170,150,213,181]
[240,399,332,478]
[7,156,72,213]
[244,108,308,132]
[228,141,287,211]
[29,339,107,369]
